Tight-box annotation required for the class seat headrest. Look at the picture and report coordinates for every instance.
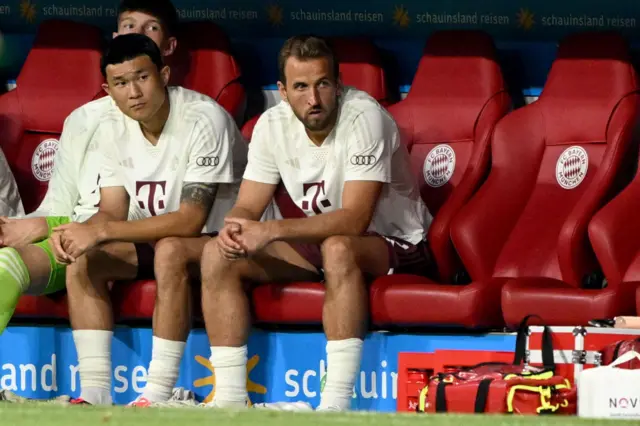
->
[169,21,241,100]
[393,30,505,147]
[16,19,104,133]
[330,37,387,104]
[539,32,638,145]
[408,30,504,99]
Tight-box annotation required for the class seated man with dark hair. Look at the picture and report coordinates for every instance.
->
[53,33,247,406]
[0,0,181,334]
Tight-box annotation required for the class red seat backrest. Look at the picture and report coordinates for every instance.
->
[169,21,245,122]
[330,37,389,106]
[389,30,510,282]
[0,20,104,213]
[451,32,640,286]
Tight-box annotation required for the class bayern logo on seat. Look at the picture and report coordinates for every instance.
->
[555,146,588,190]
[31,138,59,182]
[423,144,456,188]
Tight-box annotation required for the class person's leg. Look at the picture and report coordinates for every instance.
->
[137,235,212,404]
[0,227,70,334]
[317,235,395,411]
[200,239,321,407]
[66,242,140,405]
[317,235,431,410]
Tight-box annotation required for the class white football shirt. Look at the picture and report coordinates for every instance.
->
[244,87,431,244]
[25,96,144,223]
[0,148,24,217]
[98,86,247,233]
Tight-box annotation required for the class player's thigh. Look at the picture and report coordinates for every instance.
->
[321,235,392,278]
[22,239,63,296]
[207,238,321,284]
[253,240,322,283]
[86,241,139,281]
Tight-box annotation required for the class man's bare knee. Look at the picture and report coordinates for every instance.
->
[321,236,357,276]
[201,238,246,287]
[155,237,188,270]
[65,253,99,292]
[154,237,192,294]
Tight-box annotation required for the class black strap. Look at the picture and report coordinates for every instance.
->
[513,314,555,370]
[474,378,494,413]
[612,337,640,361]
[435,382,450,413]
[613,340,625,361]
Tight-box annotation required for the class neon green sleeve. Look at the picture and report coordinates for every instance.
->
[45,216,71,237]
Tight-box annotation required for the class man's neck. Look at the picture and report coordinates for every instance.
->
[140,94,170,145]
[306,129,331,146]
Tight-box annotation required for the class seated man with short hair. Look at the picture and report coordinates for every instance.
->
[199,35,432,411]
[0,0,181,334]
[53,33,246,406]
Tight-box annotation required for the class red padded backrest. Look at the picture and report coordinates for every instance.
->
[331,37,389,106]
[388,30,509,281]
[398,30,507,216]
[168,21,244,121]
[452,32,640,286]
[0,20,104,213]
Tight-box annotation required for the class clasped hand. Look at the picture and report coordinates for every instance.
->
[216,217,271,261]
[51,222,101,264]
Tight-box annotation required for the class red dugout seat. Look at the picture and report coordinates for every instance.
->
[0,20,104,214]
[587,142,640,318]
[374,32,640,329]
[244,38,390,324]
[387,30,510,283]
[169,21,245,122]
[496,32,640,327]
[369,31,512,328]
[4,20,104,320]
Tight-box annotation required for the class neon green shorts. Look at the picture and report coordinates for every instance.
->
[31,216,71,295]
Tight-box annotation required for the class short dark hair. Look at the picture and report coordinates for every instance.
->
[278,35,339,84]
[117,0,179,36]
[101,33,164,78]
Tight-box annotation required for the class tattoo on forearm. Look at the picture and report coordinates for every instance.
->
[180,182,219,213]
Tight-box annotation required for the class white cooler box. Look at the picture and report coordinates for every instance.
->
[578,351,640,419]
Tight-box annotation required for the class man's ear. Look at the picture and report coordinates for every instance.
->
[160,65,171,86]
[163,37,177,57]
[277,81,288,103]
[102,82,110,96]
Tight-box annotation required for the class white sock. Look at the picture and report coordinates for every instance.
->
[72,330,113,405]
[141,336,185,402]
[318,338,363,410]
[209,345,248,407]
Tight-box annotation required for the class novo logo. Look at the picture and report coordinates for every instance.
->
[350,155,376,166]
[610,397,640,409]
[196,156,220,167]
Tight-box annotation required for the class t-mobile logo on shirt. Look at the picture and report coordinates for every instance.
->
[135,181,167,216]
[301,181,332,215]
